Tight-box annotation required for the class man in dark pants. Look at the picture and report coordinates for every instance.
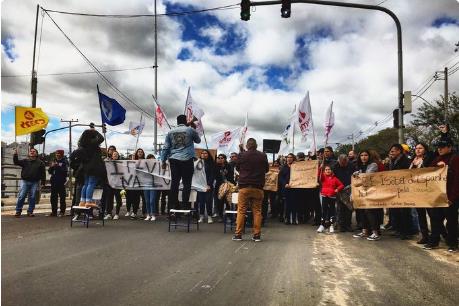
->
[387,144,411,239]
[48,149,68,217]
[424,138,459,252]
[161,115,201,211]
[333,154,354,232]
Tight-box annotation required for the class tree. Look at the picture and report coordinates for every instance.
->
[410,93,459,145]
[336,128,399,158]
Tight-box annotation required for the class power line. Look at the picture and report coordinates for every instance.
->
[43,9,154,119]
[1,66,155,78]
[42,3,240,18]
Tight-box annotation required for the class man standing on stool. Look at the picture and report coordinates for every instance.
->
[13,147,46,217]
[233,138,269,242]
[161,115,201,211]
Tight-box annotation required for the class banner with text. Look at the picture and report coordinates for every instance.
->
[351,166,449,209]
[264,167,279,192]
[105,159,207,191]
[289,160,319,188]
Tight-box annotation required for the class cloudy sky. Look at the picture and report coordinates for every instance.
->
[1,0,458,155]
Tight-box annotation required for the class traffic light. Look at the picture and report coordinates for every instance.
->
[241,0,251,21]
[393,109,399,129]
[281,0,291,18]
[30,129,46,146]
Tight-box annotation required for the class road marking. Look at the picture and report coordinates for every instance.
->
[234,241,248,253]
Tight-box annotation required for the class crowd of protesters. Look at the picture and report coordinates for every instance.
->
[11,120,459,251]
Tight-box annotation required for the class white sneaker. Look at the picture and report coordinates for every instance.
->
[125,212,130,217]
[329,225,335,233]
[72,215,79,221]
[150,215,156,221]
[104,215,112,220]
[212,213,218,218]
[144,216,151,221]
[198,216,204,223]
[208,216,214,224]
[130,212,136,218]
[317,225,325,233]
[113,214,119,220]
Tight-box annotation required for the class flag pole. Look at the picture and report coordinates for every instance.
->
[97,84,108,153]
[152,94,171,129]
[184,86,191,115]
[134,114,143,152]
[201,127,209,150]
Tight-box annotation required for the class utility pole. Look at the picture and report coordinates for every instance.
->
[444,66,448,122]
[31,4,40,108]
[245,1,404,143]
[348,134,355,151]
[60,119,78,199]
[153,0,158,154]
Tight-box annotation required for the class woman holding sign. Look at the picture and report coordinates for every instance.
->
[409,143,435,244]
[352,151,381,241]
[279,153,298,225]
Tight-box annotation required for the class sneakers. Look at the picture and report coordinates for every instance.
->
[207,216,214,224]
[144,216,151,221]
[317,225,325,233]
[27,212,35,217]
[150,215,156,221]
[130,212,136,218]
[423,243,439,250]
[14,211,21,218]
[58,212,65,217]
[104,214,112,220]
[125,212,131,217]
[232,235,243,241]
[367,233,380,241]
[329,225,335,233]
[353,232,368,238]
[113,214,119,220]
[198,216,204,223]
[448,247,457,253]
[252,235,262,242]
[72,215,79,221]
[212,213,218,218]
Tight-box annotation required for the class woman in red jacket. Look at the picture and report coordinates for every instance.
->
[317,165,344,233]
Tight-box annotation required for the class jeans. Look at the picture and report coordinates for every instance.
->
[197,190,213,216]
[236,187,264,236]
[144,190,157,215]
[169,158,194,210]
[285,189,298,223]
[16,180,39,213]
[80,176,98,202]
[105,186,122,216]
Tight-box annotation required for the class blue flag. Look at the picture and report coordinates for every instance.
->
[98,91,126,126]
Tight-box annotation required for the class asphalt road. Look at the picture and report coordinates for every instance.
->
[2,214,459,306]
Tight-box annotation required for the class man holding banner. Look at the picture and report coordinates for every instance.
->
[425,138,459,252]
[161,115,201,211]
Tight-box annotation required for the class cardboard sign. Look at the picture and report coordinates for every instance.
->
[264,167,279,192]
[105,159,207,191]
[351,166,449,209]
[289,160,319,188]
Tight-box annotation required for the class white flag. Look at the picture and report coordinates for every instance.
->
[209,127,242,154]
[297,91,313,142]
[127,120,145,137]
[324,101,335,146]
[184,87,205,136]
[239,113,248,145]
[278,105,296,155]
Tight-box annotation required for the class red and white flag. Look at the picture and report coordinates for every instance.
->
[324,101,335,146]
[155,103,170,132]
[297,91,313,142]
[209,127,242,154]
[184,87,205,136]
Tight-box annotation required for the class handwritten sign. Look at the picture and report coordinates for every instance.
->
[289,160,319,188]
[264,167,279,192]
[351,166,449,209]
[105,159,207,191]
